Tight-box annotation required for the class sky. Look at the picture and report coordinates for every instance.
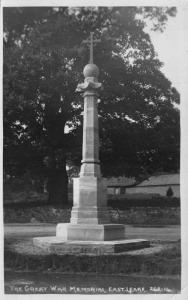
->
[147,8,181,91]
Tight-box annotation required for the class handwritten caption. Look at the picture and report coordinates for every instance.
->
[7,285,173,294]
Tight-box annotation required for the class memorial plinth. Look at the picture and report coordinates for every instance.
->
[33,35,149,254]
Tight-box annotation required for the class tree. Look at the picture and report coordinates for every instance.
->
[3,7,180,204]
[166,186,174,197]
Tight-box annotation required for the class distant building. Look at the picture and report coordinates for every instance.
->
[106,176,135,195]
[106,173,180,198]
[126,173,180,197]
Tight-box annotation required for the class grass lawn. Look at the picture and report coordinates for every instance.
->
[4,237,181,275]
[4,203,181,294]
[4,238,181,294]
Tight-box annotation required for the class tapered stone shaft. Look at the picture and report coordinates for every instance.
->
[80,89,101,177]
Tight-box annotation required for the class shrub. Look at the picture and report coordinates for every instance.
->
[108,197,180,208]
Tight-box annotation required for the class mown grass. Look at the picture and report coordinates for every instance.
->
[4,238,181,276]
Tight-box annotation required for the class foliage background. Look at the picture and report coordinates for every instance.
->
[3,7,180,204]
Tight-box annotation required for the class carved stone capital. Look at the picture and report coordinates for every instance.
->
[76,77,102,93]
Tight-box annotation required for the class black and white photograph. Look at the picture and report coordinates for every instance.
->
[1,0,188,297]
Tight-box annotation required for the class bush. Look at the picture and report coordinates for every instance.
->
[4,205,71,223]
[4,205,180,225]
[109,206,180,225]
[108,196,180,208]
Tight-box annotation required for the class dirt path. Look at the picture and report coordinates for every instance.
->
[4,223,180,241]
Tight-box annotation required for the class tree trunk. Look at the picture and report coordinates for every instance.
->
[47,166,68,205]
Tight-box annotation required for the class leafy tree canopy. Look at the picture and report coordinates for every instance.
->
[3,7,180,203]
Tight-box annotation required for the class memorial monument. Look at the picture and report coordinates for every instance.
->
[33,33,149,254]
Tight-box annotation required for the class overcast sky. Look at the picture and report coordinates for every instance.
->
[148,8,181,91]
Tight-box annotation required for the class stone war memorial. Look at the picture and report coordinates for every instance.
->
[33,32,150,255]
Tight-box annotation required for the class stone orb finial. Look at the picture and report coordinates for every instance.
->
[83,63,99,78]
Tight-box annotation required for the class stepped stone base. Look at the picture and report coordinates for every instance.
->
[33,237,150,255]
[56,223,126,241]
[33,223,150,254]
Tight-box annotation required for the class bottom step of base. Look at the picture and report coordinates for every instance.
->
[33,237,150,255]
